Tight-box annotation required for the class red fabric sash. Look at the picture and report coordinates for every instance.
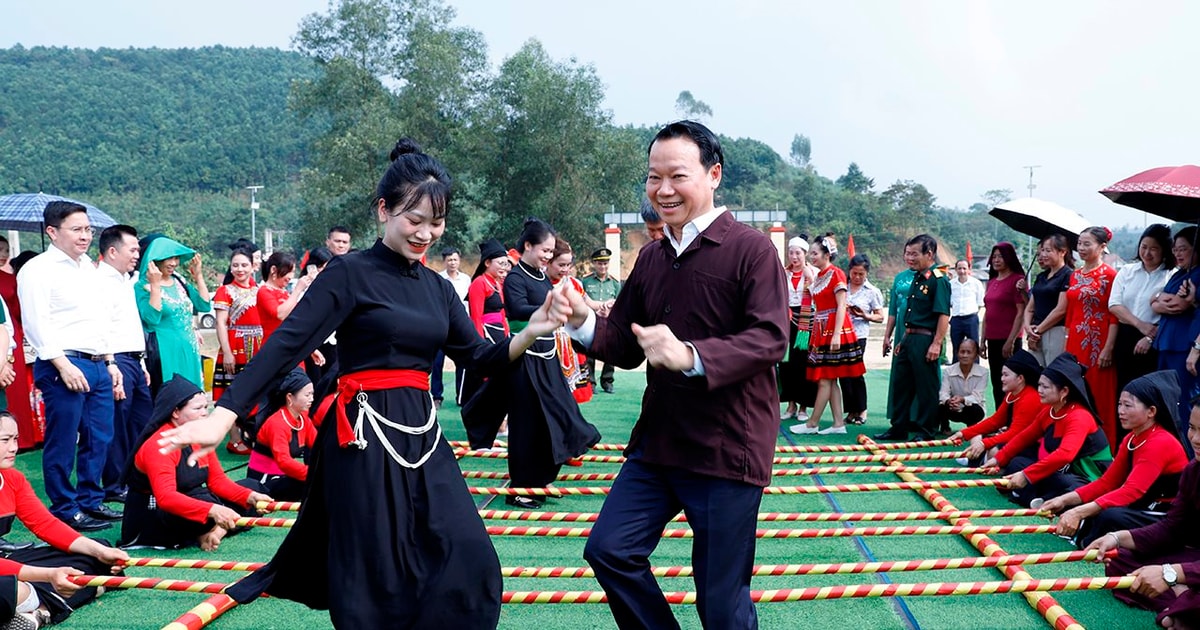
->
[312,369,430,447]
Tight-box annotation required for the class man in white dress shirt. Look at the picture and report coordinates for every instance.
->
[433,247,470,406]
[97,224,152,505]
[17,202,122,531]
[949,259,984,356]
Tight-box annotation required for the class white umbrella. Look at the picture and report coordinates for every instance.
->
[989,197,1092,248]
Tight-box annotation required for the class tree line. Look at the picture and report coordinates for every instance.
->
[6,0,1134,287]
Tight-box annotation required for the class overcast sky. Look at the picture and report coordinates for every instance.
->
[3,0,1195,228]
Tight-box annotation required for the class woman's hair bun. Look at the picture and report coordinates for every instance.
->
[390,138,423,161]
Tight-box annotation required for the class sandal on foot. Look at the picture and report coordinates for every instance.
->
[505,495,542,509]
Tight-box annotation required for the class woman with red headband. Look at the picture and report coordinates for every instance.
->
[157,138,572,629]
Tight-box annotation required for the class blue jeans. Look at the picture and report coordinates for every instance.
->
[34,357,115,519]
[583,459,762,629]
[103,353,153,496]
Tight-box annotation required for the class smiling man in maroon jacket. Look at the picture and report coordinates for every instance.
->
[566,120,788,630]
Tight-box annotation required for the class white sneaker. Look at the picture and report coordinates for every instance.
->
[779,410,797,420]
[818,425,847,435]
[789,424,820,435]
[796,411,811,422]
[955,457,971,467]
[1,612,40,630]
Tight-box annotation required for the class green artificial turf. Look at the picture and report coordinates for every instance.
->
[6,369,1158,629]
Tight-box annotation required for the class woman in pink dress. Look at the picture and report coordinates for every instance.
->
[792,235,864,435]
[1066,226,1120,453]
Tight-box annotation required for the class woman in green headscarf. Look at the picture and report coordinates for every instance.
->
[134,236,212,395]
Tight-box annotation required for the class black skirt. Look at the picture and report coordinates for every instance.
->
[1,545,114,624]
[506,337,601,487]
[226,388,503,629]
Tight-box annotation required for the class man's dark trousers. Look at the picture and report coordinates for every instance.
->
[33,357,114,520]
[949,315,979,355]
[889,332,939,435]
[103,352,151,498]
[583,459,761,629]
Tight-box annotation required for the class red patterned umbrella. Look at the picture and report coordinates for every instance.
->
[1100,165,1200,222]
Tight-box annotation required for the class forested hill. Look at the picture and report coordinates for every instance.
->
[0,45,319,194]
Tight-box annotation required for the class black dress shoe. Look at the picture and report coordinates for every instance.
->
[65,512,112,532]
[873,428,909,441]
[84,505,124,521]
[602,384,614,394]
[0,536,35,553]
[105,489,128,504]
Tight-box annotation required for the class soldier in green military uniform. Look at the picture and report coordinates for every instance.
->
[580,248,621,393]
[875,234,951,441]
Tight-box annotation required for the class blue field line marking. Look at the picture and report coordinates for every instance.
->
[779,427,921,630]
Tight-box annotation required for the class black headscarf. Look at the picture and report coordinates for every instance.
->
[252,369,313,439]
[122,374,204,483]
[1124,370,1182,436]
[1004,350,1042,387]
[473,238,508,279]
[1042,353,1099,423]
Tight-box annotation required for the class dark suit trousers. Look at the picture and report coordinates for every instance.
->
[33,357,114,519]
[583,459,761,630]
[103,353,152,496]
[889,333,939,433]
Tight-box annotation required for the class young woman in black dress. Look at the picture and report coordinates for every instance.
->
[500,219,601,508]
[158,139,573,629]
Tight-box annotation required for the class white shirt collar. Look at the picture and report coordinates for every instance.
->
[46,243,89,267]
[665,206,727,255]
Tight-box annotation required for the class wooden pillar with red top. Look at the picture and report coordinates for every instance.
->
[604,224,622,280]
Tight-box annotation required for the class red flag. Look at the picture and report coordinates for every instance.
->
[846,234,856,259]
[965,240,974,264]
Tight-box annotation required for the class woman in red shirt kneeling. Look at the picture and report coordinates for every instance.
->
[243,370,315,502]
[0,412,127,627]
[986,353,1113,507]
[120,376,272,551]
[1042,370,1188,548]
[952,350,1045,464]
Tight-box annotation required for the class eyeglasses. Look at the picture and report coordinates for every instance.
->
[54,225,95,236]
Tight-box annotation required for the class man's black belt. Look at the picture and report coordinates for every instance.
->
[904,327,934,336]
[63,350,105,362]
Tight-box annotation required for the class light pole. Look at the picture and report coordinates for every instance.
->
[246,185,263,245]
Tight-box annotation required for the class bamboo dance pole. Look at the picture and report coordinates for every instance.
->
[771,465,993,476]
[478,508,1048,524]
[772,451,965,464]
[160,594,239,630]
[500,576,1135,604]
[233,516,294,528]
[485,524,1056,539]
[500,549,1114,579]
[457,450,967,465]
[582,438,960,453]
[858,434,1085,630]
[469,479,1008,497]
[68,575,228,594]
[254,501,300,512]
[464,466,995,480]
[125,558,266,572]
